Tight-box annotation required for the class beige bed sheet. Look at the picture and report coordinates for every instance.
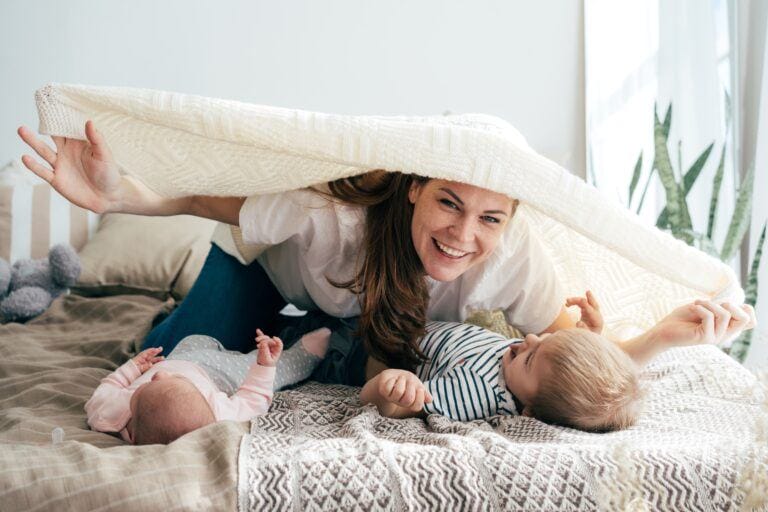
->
[0,294,248,511]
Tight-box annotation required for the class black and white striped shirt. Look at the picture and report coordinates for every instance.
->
[417,321,521,421]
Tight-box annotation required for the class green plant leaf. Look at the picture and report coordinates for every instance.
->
[628,151,643,208]
[635,167,654,215]
[678,229,720,258]
[656,142,714,228]
[683,142,714,192]
[653,104,692,240]
[728,329,753,363]
[721,165,755,261]
[706,146,727,239]
[661,103,672,139]
[725,222,764,363]
[744,221,766,306]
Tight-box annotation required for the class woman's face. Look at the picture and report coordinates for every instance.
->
[408,179,514,281]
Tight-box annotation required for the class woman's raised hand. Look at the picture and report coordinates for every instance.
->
[651,300,756,348]
[17,121,123,214]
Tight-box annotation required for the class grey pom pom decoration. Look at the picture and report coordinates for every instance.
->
[49,244,81,286]
[0,287,52,321]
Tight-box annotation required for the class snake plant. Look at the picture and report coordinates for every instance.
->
[630,103,765,363]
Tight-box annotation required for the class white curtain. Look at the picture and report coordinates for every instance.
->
[586,0,735,247]
[746,22,768,369]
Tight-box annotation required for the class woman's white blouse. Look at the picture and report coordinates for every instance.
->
[238,189,564,335]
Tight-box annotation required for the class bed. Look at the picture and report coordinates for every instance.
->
[1,291,766,511]
[3,85,767,508]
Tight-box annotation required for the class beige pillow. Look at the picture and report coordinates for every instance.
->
[73,213,217,300]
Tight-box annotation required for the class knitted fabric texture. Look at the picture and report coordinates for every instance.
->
[239,346,767,511]
[34,83,743,339]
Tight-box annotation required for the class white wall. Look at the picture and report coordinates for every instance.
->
[0,0,586,177]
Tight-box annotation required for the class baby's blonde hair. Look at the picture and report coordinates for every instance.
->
[528,328,643,432]
[133,380,215,445]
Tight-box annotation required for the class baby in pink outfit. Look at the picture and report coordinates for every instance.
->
[86,328,327,444]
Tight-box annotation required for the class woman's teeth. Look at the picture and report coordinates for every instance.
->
[434,239,469,258]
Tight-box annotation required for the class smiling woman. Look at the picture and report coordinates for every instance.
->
[18,120,570,381]
[407,180,517,282]
[321,170,560,371]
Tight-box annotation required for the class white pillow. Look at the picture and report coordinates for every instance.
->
[0,159,98,262]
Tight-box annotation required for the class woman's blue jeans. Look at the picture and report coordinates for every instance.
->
[142,244,287,354]
[142,243,369,385]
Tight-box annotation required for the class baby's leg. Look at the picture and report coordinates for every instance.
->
[166,334,225,359]
[273,328,331,390]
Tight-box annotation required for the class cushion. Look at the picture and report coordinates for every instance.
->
[73,213,217,300]
[0,159,97,262]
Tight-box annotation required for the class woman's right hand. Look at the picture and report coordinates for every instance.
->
[18,120,123,214]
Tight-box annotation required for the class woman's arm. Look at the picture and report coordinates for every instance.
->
[120,176,245,224]
[539,306,576,334]
[18,122,245,225]
[617,301,755,366]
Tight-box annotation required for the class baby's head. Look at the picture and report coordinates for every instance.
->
[127,370,215,445]
[501,328,642,432]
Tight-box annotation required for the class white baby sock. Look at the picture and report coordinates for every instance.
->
[273,328,331,390]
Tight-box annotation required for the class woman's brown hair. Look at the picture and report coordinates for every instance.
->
[320,170,430,370]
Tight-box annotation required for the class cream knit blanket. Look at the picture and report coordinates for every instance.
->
[34,83,743,338]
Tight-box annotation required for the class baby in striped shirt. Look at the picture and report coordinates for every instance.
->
[361,293,753,431]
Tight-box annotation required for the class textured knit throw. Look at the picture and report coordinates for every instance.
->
[239,346,767,511]
[34,83,743,339]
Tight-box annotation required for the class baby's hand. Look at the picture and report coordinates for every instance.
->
[255,328,283,367]
[566,290,604,335]
[131,347,164,374]
[378,369,433,412]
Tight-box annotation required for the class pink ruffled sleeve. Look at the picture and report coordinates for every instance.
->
[210,363,276,422]
[84,360,140,434]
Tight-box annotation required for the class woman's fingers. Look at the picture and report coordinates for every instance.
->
[84,120,108,160]
[693,304,716,343]
[723,302,749,330]
[742,304,757,330]
[695,300,730,342]
[18,126,58,166]
[20,154,55,186]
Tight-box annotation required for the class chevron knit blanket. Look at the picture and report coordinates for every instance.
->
[34,83,743,342]
[240,346,767,511]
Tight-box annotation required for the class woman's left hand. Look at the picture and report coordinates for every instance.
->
[650,300,756,348]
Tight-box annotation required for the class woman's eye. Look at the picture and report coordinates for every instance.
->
[482,215,500,224]
[440,199,459,210]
